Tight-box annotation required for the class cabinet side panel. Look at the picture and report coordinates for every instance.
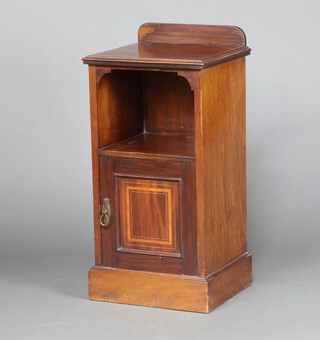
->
[88,66,102,264]
[200,58,247,275]
[97,70,143,148]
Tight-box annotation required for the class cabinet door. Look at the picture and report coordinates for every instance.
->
[99,157,197,275]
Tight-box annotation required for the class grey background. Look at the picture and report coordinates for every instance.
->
[1,0,320,339]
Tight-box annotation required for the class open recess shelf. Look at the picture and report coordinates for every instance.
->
[98,133,195,161]
[95,68,196,162]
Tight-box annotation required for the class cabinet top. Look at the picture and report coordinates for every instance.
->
[82,23,250,70]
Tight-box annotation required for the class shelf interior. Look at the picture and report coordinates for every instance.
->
[96,70,195,162]
[98,133,195,161]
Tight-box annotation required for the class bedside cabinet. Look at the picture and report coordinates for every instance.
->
[83,23,252,313]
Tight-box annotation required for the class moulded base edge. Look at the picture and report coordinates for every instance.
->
[88,252,252,313]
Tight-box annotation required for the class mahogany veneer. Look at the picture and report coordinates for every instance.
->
[98,133,195,161]
[83,23,252,313]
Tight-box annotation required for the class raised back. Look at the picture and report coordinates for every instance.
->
[138,23,246,47]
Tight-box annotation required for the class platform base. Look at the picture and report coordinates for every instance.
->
[88,252,252,313]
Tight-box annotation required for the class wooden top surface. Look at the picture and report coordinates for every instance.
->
[83,23,250,70]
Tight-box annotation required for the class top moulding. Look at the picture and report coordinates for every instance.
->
[82,23,251,70]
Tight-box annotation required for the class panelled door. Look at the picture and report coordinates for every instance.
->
[99,156,197,275]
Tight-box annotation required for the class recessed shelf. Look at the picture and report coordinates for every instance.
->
[98,133,195,161]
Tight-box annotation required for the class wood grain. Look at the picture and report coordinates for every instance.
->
[144,71,194,134]
[207,252,252,311]
[138,23,247,47]
[100,157,117,267]
[98,133,195,162]
[99,157,198,275]
[116,252,182,275]
[118,177,181,256]
[83,24,250,69]
[88,66,102,265]
[89,266,207,312]
[85,23,252,312]
[97,70,143,148]
[196,58,247,275]
[83,42,250,70]
[192,71,205,274]
[88,252,252,313]
[181,162,198,275]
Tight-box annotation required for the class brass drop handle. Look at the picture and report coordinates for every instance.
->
[100,197,111,227]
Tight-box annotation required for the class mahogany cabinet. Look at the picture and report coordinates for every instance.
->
[83,23,252,313]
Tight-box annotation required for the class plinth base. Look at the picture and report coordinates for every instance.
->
[88,252,252,313]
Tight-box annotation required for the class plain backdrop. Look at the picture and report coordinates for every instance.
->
[1,0,320,339]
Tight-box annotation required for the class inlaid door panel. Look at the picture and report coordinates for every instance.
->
[100,157,198,275]
[117,177,181,257]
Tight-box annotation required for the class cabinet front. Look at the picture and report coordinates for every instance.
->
[99,157,197,275]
